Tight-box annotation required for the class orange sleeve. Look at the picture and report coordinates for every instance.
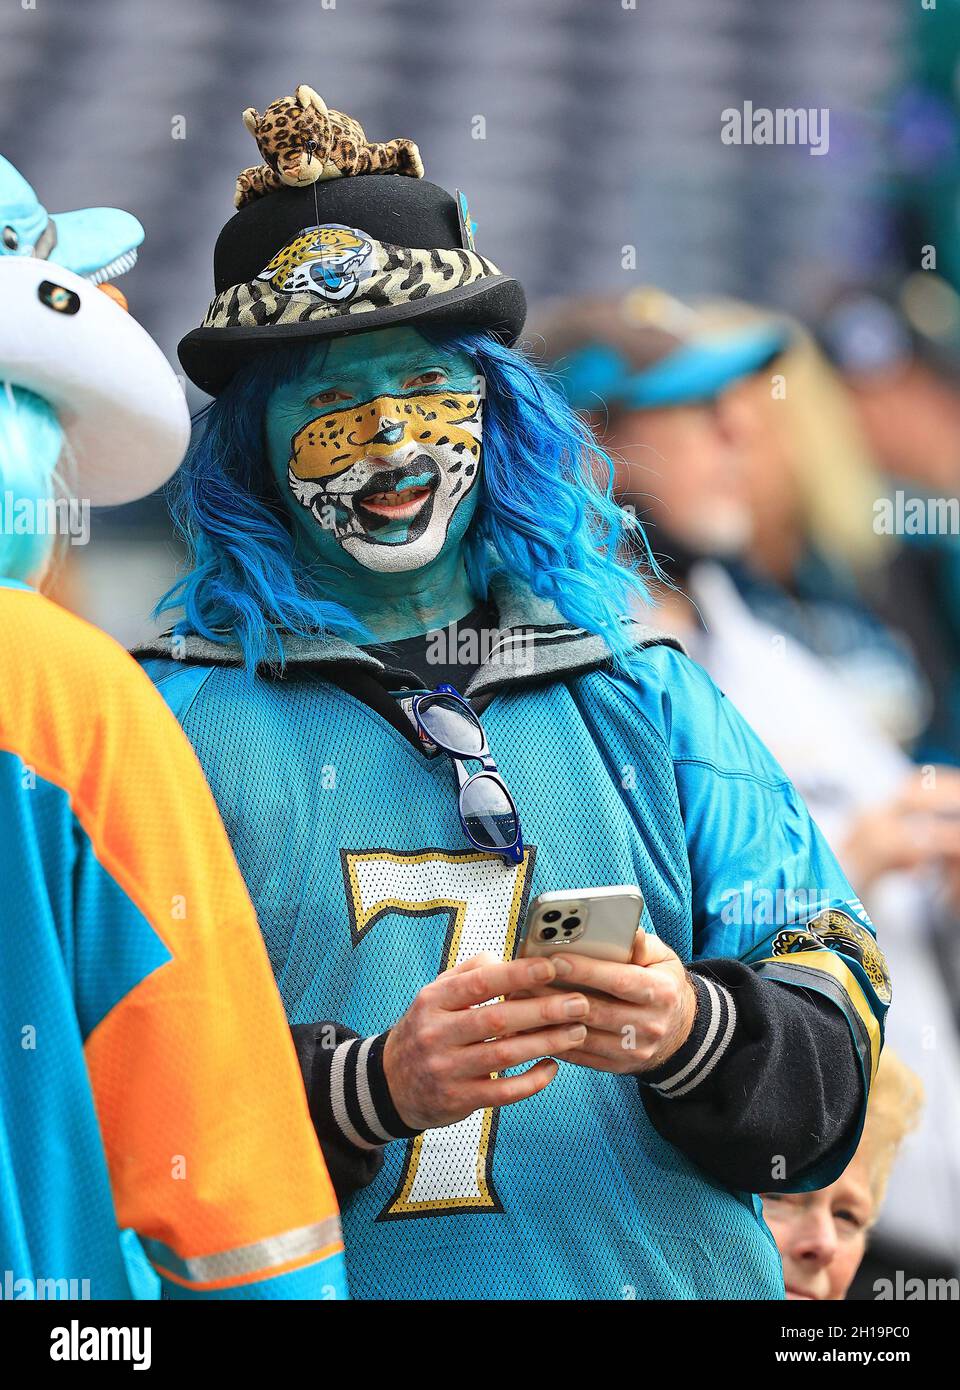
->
[0,589,343,1293]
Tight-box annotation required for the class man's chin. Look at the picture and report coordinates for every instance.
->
[686,507,754,558]
[342,532,445,573]
[785,1289,818,1300]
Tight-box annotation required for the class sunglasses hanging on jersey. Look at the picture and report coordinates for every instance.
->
[411,684,523,866]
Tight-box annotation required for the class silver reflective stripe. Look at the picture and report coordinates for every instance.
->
[142,1214,342,1286]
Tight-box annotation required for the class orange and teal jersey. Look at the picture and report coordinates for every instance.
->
[0,578,347,1300]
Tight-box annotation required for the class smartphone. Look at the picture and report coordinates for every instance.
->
[518,885,645,978]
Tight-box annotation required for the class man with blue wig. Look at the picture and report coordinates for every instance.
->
[139,85,891,1301]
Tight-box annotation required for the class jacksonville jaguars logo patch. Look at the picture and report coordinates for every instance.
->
[772,908,892,1005]
[257,224,375,301]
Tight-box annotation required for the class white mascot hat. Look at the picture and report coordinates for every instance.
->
[0,257,190,506]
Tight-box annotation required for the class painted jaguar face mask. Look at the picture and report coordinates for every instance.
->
[265,326,483,574]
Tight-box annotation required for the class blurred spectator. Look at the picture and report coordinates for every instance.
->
[818,280,960,765]
[532,289,960,1282]
[762,1050,924,1301]
[700,300,930,750]
[527,287,784,580]
[669,559,960,1282]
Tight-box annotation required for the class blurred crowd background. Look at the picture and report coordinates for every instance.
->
[3,0,960,1298]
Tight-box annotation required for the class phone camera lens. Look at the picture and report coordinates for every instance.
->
[542,910,562,923]
[561,917,581,932]
[540,926,557,940]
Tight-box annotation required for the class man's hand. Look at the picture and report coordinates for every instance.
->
[841,766,960,907]
[382,953,590,1132]
[529,931,697,1075]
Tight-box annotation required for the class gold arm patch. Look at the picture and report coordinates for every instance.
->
[771,908,891,1006]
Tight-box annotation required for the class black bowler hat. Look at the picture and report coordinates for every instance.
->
[178,175,526,395]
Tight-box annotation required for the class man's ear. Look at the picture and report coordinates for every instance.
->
[242,107,261,136]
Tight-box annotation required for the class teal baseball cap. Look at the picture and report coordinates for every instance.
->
[532,288,790,412]
[0,153,142,282]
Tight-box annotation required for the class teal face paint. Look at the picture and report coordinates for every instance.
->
[265,326,484,638]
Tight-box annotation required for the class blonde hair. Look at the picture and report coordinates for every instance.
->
[859,1049,924,1210]
[695,297,890,577]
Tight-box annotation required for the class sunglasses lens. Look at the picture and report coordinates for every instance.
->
[418,694,484,756]
[460,774,518,851]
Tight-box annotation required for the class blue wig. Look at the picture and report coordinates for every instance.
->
[157,330,656,671]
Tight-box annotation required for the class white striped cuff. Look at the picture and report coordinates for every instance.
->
[642,974,737,1099]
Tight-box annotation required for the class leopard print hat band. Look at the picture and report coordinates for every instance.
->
[180,218,525,395]
[201,224,501,334]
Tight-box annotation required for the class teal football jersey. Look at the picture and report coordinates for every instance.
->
[142,637,886,1301]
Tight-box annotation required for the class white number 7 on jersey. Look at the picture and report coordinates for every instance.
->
[342,847,536,1220]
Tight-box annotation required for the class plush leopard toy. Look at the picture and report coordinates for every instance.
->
[234,84,424,209]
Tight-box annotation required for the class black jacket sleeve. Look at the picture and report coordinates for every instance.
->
[638,959,865,1193]
[289,1022,422,1204]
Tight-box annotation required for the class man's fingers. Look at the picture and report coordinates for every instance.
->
[897,769,960,815]
[467,1057,560,1108]
[922,820,960,860]
[570,993,639,1035]
[565,1025,635,1061]
[432,955,557,1009]
[444,952,500,976]
[556,1048,623,1074]
[446,990,589,1045]
[548,952,648,1002]
[449,1023,588,1078]
[630,929,675,967]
